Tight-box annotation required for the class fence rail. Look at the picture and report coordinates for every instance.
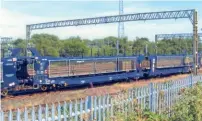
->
[1,75,202,121]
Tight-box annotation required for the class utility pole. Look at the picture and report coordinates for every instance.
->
[144,44,148,56]
[26,25,31,57]
[155,35,157,55]
[193,10,198,75]
[117,0,124,56]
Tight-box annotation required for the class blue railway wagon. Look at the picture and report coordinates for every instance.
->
[184,54,202,69]
[1,57,19,90]
[0,48,43,95]
[32,56,144,90]
[0,48,145,95]
[144,55,192,77]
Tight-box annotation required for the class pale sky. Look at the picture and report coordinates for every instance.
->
[0,1,202,41]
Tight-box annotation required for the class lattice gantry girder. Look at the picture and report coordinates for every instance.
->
[28,9,195,30]
[156,33,202,40]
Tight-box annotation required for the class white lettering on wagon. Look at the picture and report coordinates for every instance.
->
[9,82,15,86]
[6,63,13,66]
[6,74,14,77]
[77,61,84,63]
[7,59,12,62]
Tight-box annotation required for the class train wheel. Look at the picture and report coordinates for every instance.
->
[143,73,149,78]
[40,85,48,91]
[127,78,133,82]
[1,89,8,96]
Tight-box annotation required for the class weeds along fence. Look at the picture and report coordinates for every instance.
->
[1,75,202,121]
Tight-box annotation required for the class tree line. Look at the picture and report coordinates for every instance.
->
[1,33,201,57]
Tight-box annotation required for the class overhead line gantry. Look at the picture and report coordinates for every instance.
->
[154,33,202,57]
[26,9,198,75]
[155,33,202,40]
[0,37,12,43]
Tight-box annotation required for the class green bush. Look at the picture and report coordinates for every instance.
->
[170,83,202,121]
[107,83,202,121]
[107,108,167,121]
